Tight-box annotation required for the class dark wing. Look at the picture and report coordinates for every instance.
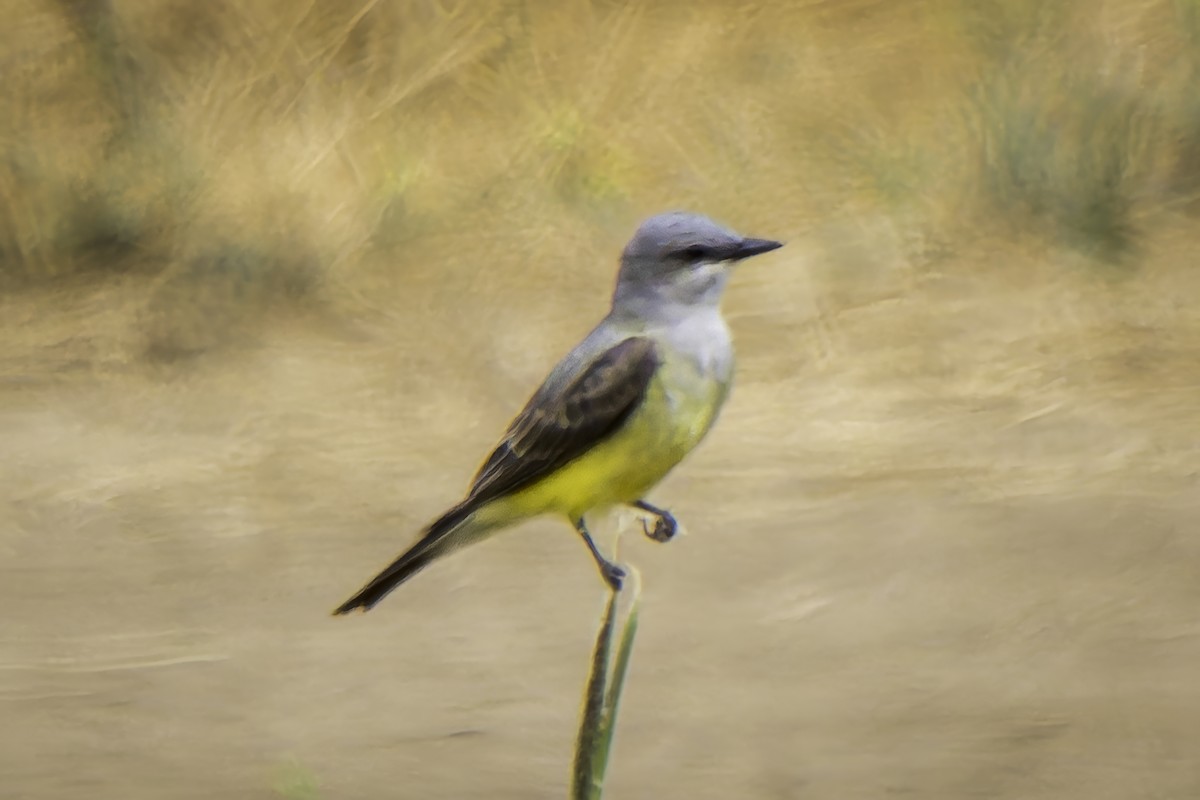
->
[464,336,660,509]
[329,336,658,615]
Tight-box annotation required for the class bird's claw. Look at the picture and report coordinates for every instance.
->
[640,513,678,543]
[601,562,627,591]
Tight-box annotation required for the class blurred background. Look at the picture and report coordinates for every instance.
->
[3,1,1199,798]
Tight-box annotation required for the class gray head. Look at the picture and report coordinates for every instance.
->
[612,211,782,315]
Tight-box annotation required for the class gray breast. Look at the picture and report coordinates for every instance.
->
[663,308,734,384]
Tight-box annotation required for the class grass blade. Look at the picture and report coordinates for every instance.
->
[593,583,640,786]
[570,568,641,800]
[571,588,618,800]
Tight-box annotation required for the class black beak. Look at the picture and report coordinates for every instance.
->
[728,237,784,261]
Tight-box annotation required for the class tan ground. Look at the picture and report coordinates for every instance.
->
[4,220,1199,798]
[4,1,1200,798]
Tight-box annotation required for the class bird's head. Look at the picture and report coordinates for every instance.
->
[612,211,783,316]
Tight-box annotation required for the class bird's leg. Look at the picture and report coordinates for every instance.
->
[574,517,626,591]
[632,499,678,543]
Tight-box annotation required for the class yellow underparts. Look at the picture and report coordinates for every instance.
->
[494,369,725,522]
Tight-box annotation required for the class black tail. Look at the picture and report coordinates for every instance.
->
[332,503,474,615]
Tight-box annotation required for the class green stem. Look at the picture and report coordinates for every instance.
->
[570,569,641,800]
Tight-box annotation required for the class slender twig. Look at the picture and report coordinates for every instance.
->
[571,567,641,800]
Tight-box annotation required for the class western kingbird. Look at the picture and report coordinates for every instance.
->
[333,211,782,614]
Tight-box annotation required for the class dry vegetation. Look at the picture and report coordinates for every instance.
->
[2,1,1199,798]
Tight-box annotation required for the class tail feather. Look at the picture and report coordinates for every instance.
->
[332,502,475,615]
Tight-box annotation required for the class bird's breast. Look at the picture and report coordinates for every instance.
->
[662,309,734,380]
[502,313,735,518]
[655,356,729,447]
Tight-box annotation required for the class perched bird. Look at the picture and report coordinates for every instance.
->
[333,211,783,614]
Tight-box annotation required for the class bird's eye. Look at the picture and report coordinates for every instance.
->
[677,245,707,261]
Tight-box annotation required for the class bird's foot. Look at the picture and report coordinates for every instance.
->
[640,511,678,543]
[601,561,627,592]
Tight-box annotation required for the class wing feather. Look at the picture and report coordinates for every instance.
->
[464,336,659,508]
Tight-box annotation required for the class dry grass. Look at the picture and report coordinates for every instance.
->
[3,2,1200,798]
[5,1,1199,301]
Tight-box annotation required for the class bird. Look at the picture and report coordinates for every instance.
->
[333,211,783,614]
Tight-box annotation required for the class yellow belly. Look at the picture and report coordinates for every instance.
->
[501,369,725,520]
